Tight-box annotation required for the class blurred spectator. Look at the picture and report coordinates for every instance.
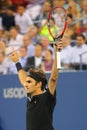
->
[6,26,23,54]
[35,1,51,27]
[65,14,78,39]
[23,34,35,57]
[0,29,8,44]
[40,36,54,58]
[27,25,40,44]
[81,0,87,37]
[66,1,81,34]
[2,6,15,31]
[0,0,10,8]
[42,49,54,72]
[24,44,43,70]
[60,34,73,70]
[26,4,42,22]
[28,0,45,5]
[9,45,28,74]
[64,0,81,11]
[0,7,5,30]
[10,0,29,8]
[0,40,6,53]
[0,9,3,30]
[0,50,10,74]
[39,17,57,42]
[71,34,87,70]
[53,0,66,7]
[66,1,81,20]
[83,31,87,44]
[0,17,3,30]
[0,6,7,16]
[15,4,33,34]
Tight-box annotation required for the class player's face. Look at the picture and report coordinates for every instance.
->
[24,77,40,95]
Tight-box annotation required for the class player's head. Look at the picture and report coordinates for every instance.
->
[24,68,47,95]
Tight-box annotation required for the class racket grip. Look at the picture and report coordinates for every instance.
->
[56,51,61,69]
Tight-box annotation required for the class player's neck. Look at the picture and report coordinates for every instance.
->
[31,89,43,98]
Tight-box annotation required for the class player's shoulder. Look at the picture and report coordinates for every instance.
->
[43,88,56,98]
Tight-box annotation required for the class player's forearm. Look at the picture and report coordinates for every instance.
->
[18,70,27,86]
[48,46,58,95]
[50,45,59,81]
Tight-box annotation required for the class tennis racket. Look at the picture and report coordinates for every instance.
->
[47,6,67,69]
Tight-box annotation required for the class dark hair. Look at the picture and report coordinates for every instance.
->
[67,13,73,19]
[46,49,53,55]
[9,25,20,32]
[20,45,27,51]
[27,68,47,90]
[35,43,42,47]
[7,5,15,12]
[17,4,25,8]
[77,34,86,40]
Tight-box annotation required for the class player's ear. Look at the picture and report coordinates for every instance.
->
[37,82,42,88]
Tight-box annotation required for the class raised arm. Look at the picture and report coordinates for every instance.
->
[9,51,27,88]
[48,40,63,95]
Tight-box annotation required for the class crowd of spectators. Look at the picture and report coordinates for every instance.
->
[0,0,87,74]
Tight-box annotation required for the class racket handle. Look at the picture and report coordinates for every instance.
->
[56,51,61,69]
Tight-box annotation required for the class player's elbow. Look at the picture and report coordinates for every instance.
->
[50,75,58,81]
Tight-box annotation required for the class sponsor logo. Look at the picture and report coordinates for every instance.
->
[3,88,27,99]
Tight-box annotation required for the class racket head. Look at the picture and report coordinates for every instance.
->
[47,6,67,40]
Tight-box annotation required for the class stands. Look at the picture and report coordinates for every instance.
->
[0,0,87,74]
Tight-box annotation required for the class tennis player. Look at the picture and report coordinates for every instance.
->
[9,40,63,130]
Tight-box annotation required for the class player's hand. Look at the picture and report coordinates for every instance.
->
[9,50,19,63]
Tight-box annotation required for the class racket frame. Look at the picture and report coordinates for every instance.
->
[47,6,67,69]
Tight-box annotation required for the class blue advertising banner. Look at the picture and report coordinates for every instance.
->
[0,71,87,130]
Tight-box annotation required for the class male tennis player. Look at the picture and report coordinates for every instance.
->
[9,40,63,130]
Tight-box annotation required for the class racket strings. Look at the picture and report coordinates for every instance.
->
[48,7,67,38]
